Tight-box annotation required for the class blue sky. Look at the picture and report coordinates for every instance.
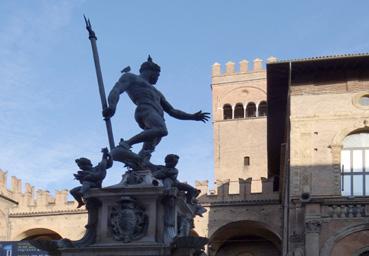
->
[0,0,368,193]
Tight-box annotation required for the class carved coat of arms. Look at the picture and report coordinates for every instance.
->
[110,196,148,242]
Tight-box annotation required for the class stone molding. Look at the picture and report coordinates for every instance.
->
[292,196,369,204]
[199,199,281,207]
[212,76,267,86]
[290,81,369,95]
[9,209,86,217]
[214,115,267,124]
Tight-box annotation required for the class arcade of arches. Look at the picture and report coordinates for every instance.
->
[208,221,280,256]
[223,101,267,120]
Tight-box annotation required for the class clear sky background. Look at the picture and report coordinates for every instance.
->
[1,0,369,193]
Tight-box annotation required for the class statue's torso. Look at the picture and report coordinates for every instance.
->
[122,73,163,114]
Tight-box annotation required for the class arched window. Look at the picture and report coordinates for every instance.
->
[341,132,369,196]
[234,103,244,119]
[246,102,256,117]
[223,104,232,120]
[258,101,267,117]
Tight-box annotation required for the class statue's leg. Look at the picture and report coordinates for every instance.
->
[127,110,168,146]
[70,186,84,208]
[138,137,162,161]
[80,182,92,195]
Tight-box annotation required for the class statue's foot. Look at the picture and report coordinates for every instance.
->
[118,138,131,150]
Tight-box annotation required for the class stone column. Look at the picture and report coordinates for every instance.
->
[305,219,321,256]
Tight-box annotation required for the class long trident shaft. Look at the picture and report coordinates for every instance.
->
[84,16,115,150]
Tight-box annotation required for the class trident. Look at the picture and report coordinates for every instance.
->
[84,16,115,150]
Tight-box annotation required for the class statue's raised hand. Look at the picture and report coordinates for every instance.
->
[101,147,110,158]
[193,111,210,123]
[102,107,115,120]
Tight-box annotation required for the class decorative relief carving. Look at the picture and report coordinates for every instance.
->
[305,220,321,233]
[110,196,148,243]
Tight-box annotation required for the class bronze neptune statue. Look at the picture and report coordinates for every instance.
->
[103,56,210,167]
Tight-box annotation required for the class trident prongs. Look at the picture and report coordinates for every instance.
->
[83,15,96,39]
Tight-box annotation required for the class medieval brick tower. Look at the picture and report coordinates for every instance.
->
[211,57,277,192]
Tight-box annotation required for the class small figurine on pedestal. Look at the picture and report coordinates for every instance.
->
[150,154,200,203]
[70,148,113,208]
[149,154,206,219]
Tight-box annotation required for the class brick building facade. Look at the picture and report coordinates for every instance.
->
[195,54,369,256]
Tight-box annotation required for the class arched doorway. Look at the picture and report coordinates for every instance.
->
[321,223,369,256]
[209,221,281,256]
[17,228,62,240]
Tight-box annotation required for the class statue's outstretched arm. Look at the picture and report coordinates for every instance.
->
[161,95,210,122]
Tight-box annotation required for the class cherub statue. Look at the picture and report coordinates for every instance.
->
[70,148,113,208]
[149,154,201,204]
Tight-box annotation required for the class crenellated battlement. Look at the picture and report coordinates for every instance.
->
[195,176,279,204]
[0,169,80,214]
[212,57,278,77]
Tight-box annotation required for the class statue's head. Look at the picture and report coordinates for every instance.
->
[139,55,161,84]
[75,157,93,170]
[165,154,179,168]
